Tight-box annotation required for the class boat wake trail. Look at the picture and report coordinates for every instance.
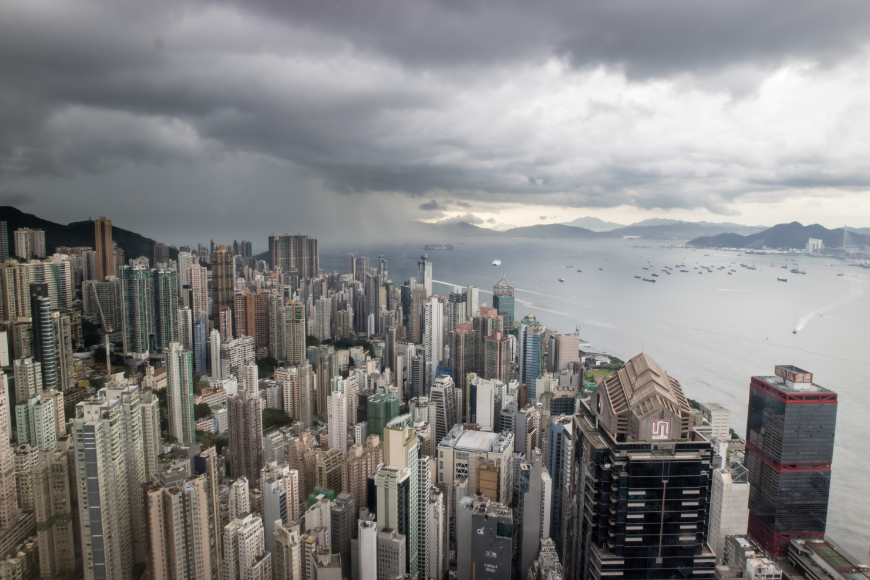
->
[795,276,863,332]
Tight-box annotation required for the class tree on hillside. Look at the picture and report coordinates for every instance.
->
[262,408,293,430]
[194,403,212,420]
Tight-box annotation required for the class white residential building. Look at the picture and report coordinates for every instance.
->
[709,464,751,565]
[328,392,348,453]
[423,297,443,392]
[223,513,272,580]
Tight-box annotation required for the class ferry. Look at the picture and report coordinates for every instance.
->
[492,259,501,267]
[777,277,788,282]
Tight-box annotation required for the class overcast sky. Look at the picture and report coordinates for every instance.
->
[2,0,870,248]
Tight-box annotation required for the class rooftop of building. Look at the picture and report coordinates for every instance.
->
[440,425,513,453]
[790,538,870,580]
[753,374,834,396]
[700,402,729,412]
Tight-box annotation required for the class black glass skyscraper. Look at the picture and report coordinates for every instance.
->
[744,365,838,559]
[566,353,716,580]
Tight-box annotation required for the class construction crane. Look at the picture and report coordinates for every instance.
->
[90,284,112,376]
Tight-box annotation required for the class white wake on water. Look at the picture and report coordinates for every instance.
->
[794,275,863,332]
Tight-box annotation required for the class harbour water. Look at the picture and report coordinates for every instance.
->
[322,237,869,562]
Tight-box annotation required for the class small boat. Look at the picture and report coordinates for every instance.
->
[728,272,732,275]
[777,277,787,282]
[652,274,659,277]
[634,275,641,279]
[566,266,572,268]
[643,267,649,270]
[680,270,688,273]
[558,278,565,282]
[793,329,797,334]
[642,278,656,283]
[837,273,844,277]
[599,268,604,271]
[577,270,582,272]
[492,259,501,266]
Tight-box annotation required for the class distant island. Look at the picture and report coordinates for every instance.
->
[687,222,870,251]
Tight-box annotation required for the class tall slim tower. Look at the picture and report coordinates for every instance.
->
[409,287,428,344]
[30,283,56,390]
[285,300,306,364]
[119,265,154,358]
[328,391,348,453]
[448,323,473,422]
[152,268,179,353]
[209,329,222,380]
[744,365,837,559]
[423,297,443,393]
[492,276,515,331]
[430,375,457,445]
[211,245,234,317]
[269,292,286,361]
[94,216,113,281]
[417,255,432,297]
[140,390,161,480]
[0,221,7,261]
[167,343,196,444]
[228,389,264,488]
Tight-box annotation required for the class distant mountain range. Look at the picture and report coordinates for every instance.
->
[419,218,769,240]
[561,216,626,231]
[561,216,768,236]
[688,222,870,249]
[0,206,176,262]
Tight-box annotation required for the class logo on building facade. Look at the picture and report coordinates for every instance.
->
[650,419,671,440]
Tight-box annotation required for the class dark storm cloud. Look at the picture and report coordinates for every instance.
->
[420,200,448,211]
[1,0,870,222]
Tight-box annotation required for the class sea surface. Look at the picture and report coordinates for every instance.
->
[321,237,870,563]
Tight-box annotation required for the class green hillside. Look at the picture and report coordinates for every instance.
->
[0,206,176,262]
